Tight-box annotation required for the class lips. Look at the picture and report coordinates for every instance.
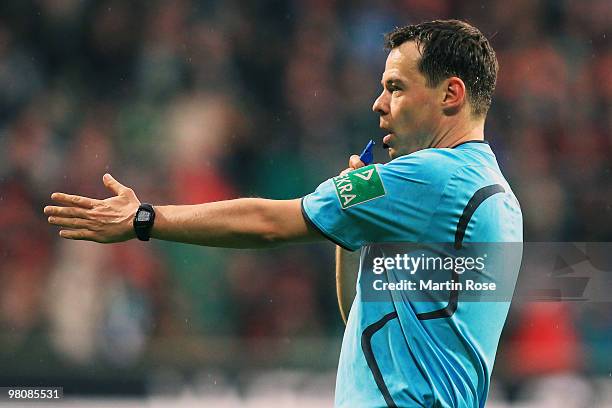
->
[380,125,393,149]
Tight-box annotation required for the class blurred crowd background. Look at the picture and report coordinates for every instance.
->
[0,0,610,406]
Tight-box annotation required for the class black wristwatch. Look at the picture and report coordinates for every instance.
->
[133,203,156,241]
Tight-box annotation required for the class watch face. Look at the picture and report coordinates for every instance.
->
[137,211,151,222]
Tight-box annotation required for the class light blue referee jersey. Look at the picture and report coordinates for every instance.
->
[301,141,523,407]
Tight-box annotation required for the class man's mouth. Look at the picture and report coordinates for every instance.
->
[380,126,393,149]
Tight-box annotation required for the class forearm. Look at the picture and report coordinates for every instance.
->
[151,198,314,248]
[336,245,360,323]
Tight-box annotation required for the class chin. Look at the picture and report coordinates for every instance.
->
[388,146,418,159]
[388,149,409,160]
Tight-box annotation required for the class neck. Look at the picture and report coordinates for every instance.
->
[430,118,485,149]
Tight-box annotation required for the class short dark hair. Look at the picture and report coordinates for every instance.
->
[384,20,498,117]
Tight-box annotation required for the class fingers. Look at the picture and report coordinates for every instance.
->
[48,216,94,230]
[103,173,129,196]
[50,193,99,209]
[44,205,90,219]
[348,155,366,170]
[59,229,97,241]
[338,155,367,176]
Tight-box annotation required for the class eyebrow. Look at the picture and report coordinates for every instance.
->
[381,78,406,88]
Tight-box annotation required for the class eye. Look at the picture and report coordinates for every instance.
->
[384,81,403,94]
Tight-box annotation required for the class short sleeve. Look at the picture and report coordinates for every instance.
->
[301,152,462,251]
[301,175,361,251]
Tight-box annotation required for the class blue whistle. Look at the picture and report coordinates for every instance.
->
[359,139,375,165]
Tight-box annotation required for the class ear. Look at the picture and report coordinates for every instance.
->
[441,77,466,116]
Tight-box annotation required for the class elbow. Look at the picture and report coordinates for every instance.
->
[255,201,290,247]
[258,222,285,247]
[245,198,308,248]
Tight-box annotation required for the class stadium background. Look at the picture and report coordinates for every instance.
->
[0,0,610,406]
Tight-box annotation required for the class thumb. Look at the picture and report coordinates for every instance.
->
[103,173,127,195]
[348,155,366,169]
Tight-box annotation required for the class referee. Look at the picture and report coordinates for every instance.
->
[45,20,522,408]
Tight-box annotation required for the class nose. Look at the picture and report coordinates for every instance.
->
[372,90,389,115]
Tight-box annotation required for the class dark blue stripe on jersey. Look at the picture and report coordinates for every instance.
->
[454,184,505,249]
[453,140,490,148]
[361,312,399,408]
[417,183,505,320]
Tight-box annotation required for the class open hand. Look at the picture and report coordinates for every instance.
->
[44,174,140,243]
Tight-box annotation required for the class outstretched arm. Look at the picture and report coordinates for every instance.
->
[152,198,319,248]
[44,173,323,248]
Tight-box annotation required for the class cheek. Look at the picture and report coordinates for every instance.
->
[389,97,412,123]
[391,92,434,126]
